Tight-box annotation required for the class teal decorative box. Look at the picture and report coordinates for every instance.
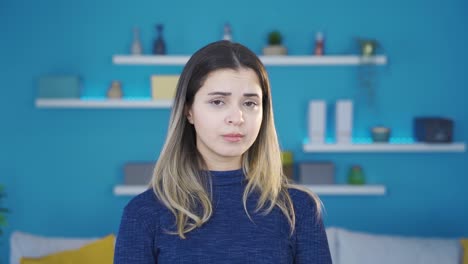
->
[38,75,81,98]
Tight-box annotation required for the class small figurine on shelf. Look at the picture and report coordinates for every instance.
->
[131,27,143,55]
[222,22,232,41]
[314,31,325,55]
[347,165,366,185]
[107,80,123,99]
[153,24,166,55]
[262,30,287,55]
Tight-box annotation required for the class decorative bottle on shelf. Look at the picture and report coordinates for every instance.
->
[314,31,324,55]
[223,22,232,41]
[131,27,143,55]
[107,81,123,99]
[153,24,166,55]
[347,165,365,185]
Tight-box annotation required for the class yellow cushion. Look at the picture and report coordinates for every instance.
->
[462,239,468,264]
[20,234,115,264]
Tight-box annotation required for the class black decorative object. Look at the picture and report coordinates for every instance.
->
[414,117,454,143]
[153,24,166,55]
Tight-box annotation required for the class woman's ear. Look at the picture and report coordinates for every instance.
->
[185,107,194,124]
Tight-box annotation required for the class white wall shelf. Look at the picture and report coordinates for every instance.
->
[114,184,386,196]
[112,55,387,66]
[304,184,386,196]
[114,185,150,196]
[303,142,466,153]
[35,99,172,109]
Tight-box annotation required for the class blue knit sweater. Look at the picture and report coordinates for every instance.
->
[114,169,332,263]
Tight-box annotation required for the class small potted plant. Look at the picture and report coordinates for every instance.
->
[357,38,379,57]
[356,37,381,104]
[0,184,8,238]
[263,30,287,55]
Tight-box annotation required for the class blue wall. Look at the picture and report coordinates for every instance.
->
[1,0,468,261]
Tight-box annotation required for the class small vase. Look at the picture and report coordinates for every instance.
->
[348,165,365,185]
[131,27,143,55]
[153,24,166,55]
[371,126,391,143]
[107,81,123,99]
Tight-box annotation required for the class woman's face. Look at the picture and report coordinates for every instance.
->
[187,68,263,171]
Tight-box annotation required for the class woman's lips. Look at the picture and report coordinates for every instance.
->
[223,134,244,142]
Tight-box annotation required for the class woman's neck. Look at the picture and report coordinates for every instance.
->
[196,147,243,171]
[204,158,241,171]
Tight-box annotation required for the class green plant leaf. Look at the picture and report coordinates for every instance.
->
[0,183,8,234]
[268,31,282,45]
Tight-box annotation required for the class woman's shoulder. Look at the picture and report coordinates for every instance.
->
[287,185,320,212]
[123,188,165,219]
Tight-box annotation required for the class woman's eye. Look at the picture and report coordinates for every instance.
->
[210,100,224,106]
[244,101,258,108]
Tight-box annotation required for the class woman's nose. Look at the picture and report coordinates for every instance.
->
[225,107,244,125]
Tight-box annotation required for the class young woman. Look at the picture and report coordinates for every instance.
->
[115,40,332,263]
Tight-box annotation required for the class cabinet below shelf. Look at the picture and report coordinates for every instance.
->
[303,143,466,153]
[35,99,173,109]
[113,184,386,196]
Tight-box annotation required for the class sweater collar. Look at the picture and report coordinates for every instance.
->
[206,168,246,186]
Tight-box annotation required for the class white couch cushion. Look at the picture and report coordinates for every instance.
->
[336,228,460,264]
[326,227,339,264]
[10,231,98,264]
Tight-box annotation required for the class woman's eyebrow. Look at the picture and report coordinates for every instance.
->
[208,92,260,99]
[207,91,231,96]
[207,92,260,98]
[243,93,260,98]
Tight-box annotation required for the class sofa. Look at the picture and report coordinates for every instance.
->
[10,231,114,264]
[326,227,464,264]
[10,227,467,264]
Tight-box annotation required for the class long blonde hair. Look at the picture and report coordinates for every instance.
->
[151,40,321,239]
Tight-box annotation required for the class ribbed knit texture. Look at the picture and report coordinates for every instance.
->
[114,169,332,263]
